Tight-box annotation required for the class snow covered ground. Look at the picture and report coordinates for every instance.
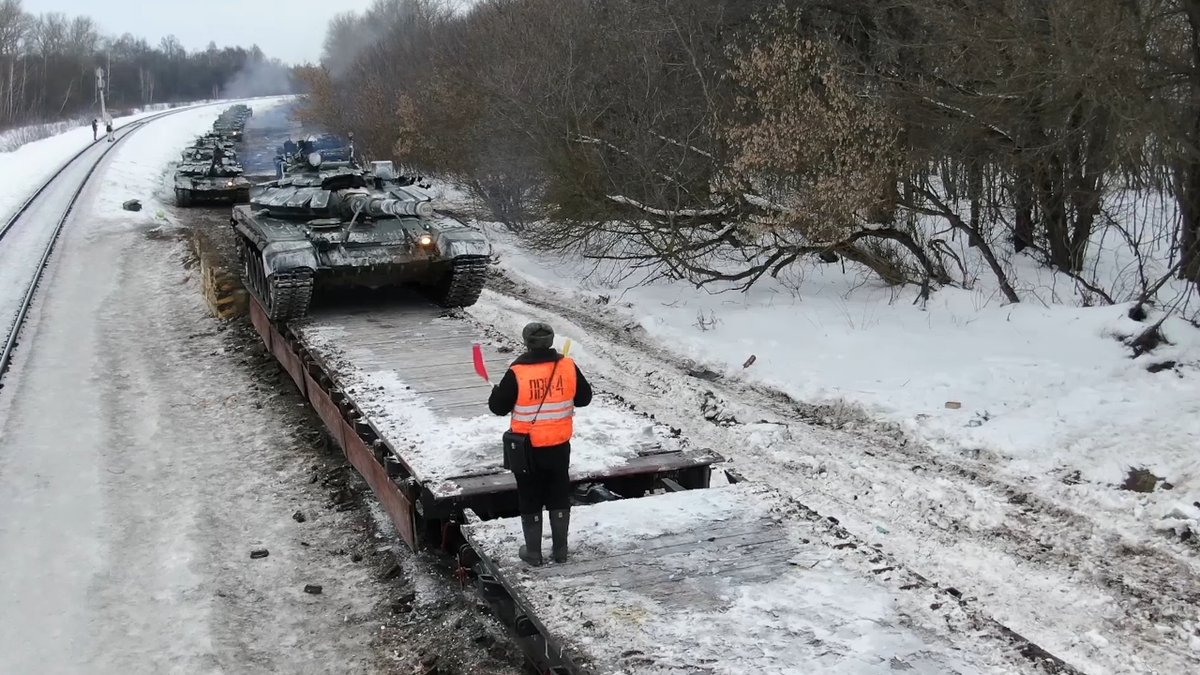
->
[6,95,1193,672]
[0,99,266,222]
[467,482,1038,674]
[468,209,1200,538]
[0,99,412,673]
[465,199,1200,543]
[0,101,220,153]
[419,185,1200,673]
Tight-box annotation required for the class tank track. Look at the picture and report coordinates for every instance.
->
[267,270,314,321]
[238,235,314,322]
[432,257,488,308]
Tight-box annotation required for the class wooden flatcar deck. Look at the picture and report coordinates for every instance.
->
[463,482,1026,674]
[291,301,719,502]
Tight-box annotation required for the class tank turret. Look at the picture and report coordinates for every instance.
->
[275,132,356,178]
[232,156,490,321]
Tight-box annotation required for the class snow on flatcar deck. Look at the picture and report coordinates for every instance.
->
[293,302,714,499]
[464,483,1034,674]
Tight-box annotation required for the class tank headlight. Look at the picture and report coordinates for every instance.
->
[418,233,434,247]
[307,151,322,167]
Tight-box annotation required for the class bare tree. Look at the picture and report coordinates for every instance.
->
[301,0,1200,302]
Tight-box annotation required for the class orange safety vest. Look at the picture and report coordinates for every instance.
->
[510,357,577,447]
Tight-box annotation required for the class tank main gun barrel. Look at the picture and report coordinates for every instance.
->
[341,193,434,219]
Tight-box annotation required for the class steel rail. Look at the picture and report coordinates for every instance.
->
[0,104,215,387]
[0,107,182,243]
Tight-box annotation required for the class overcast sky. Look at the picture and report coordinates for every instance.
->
[25,0,377,65]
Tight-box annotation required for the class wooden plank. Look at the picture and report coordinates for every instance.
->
[341,325,477,341]
[537,524,787,574]
[424,401,492,418]
[368,333,474,345]
[406,378,492,396]
[417,385,494,408]
[347,352,507,369]
[554,547,801,594]
[359,362,508,382]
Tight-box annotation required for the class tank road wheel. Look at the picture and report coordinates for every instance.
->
[429,257,488,308]
[238,235,266,304]
[237,234,314,322]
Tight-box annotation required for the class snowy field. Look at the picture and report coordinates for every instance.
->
[425,184,1200,673]
[464,206,1200,538]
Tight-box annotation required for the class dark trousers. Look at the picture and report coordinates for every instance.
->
[515,443,571,514]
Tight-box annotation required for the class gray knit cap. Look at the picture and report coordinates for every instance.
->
[522,321,555,350]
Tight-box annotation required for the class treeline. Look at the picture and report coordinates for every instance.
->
[301,0,1200,305]
[0,0,294,128]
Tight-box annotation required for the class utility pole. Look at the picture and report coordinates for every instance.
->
[97,66,114,142]
[95,66,109,123]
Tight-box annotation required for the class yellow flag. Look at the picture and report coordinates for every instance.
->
[562,339,573,357]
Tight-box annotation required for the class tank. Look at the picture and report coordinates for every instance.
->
[174,146,252,206]
[212,121,245,141]
[183,141,235,163]
[231,156,490,321]
[215,124,244,142]
[227,104,253,119]
[212,105,253,141]
[276,133,354,175]
[186,132,235,154]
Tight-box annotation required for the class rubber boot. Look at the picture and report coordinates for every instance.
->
[518,513,543,566]
[549,508,570,563]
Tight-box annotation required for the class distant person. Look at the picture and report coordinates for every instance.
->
[91,119,98,140]
[105,118,114,143]
[488,322,593,566]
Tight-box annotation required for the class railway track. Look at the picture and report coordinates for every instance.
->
[0,105,212,388]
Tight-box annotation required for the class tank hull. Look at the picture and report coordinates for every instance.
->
[231,202,490,321]
[175,176,252,206]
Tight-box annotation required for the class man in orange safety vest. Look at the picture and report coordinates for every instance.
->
[489,321,592,565]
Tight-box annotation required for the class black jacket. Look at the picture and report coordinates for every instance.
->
[488,348,592,417]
